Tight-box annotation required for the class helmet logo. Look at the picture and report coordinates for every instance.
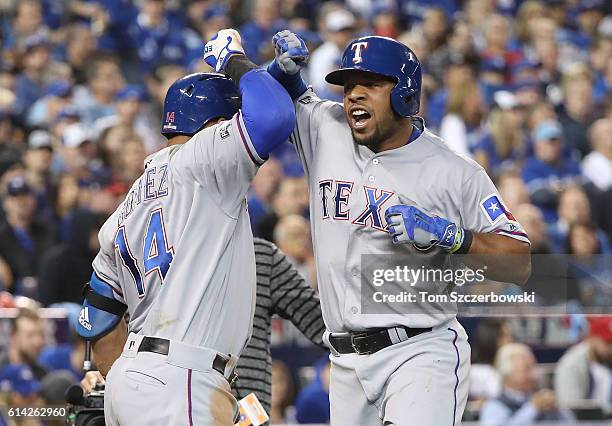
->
[351,42,369,64]
[164,111,176,130]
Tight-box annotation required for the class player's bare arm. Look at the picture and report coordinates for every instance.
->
[91,319,127,377]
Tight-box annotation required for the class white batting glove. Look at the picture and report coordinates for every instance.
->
[272,30,309,75]
[203,29,245,73]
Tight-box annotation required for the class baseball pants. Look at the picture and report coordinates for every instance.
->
[104,333,237,426]
[329,319,470,426]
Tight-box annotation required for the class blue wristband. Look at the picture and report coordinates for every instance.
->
[267,60,308,100]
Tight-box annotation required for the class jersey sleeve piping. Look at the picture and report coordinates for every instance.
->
[235,112,265,167]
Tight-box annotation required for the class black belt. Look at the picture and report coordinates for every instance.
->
[138,337,229,377]
[328,327,432,355]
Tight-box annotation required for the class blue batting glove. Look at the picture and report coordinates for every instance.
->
[385,204,465,252]
[203,29,245,73]
[272,30,309,75]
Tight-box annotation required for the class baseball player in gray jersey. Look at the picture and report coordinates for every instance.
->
[267,32,532,425]
[74,29,295,426]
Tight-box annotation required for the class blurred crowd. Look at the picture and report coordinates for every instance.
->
[0,0,610,424]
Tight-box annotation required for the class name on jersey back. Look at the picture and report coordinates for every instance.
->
[117,163,169,226]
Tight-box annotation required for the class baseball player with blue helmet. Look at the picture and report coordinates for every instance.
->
[268,32,532,425]
[75,29,294,426]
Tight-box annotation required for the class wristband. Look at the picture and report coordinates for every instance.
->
[267,60,308,100]
[450,228,473,254]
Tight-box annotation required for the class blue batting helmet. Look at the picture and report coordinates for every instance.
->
[325,36,421,117]
[161,73,240,138]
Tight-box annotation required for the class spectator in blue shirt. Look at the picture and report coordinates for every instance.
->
[472,91,527,177]
[480,343,575,425]
[128,0,189,74]
[294,356,330,424]
[557,64,598,157]
[522,120,581,223]
[12,35,53,117]
[0,364,42,408]
[72,53,124,125]
[240,0,287,65]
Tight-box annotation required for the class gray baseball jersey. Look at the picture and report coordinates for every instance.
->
[93,112,264,356]
[290,88,530,332]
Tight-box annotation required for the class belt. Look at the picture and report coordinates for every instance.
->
[328,327,432,355]
[138,336,231,378]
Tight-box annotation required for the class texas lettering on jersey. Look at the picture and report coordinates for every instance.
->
[319,179,394,232]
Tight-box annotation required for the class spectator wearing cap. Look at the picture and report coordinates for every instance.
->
[439,80,486,156]
[12,34,54,117]
[480,343,575,425]
[25,80,73,128]
[521,120,581,223]
[0,364,42,411]
[128,0,190,75]
[57,123,109,188]
[555,316,612,416]
[0,308,47,381]
[582,118,612,192]
[471,91,528,176]
[93,84,164,154]
[23,130,54,222]
[72,53,125,126]
[308,7,357,101]
[569,0,605,50]
[557,64,598,157]
[239,0,287,65]
[184,3,232,68]
[0,176,56,294]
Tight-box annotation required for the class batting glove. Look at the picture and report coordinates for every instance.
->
[203,29,245,73]
[385,205,468,253]
[272,30,309,75]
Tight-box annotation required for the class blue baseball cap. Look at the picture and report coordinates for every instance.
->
[115,84,148,102]
[5,176,32,196]
[23,33,51,52]
[203,4,228,21]
[53,106,80,124]
[0,365,41,397]
[533,120,563,141]
[45,80,73,98]
[480,57,507,74]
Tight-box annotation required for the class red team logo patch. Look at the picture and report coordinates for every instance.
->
[164,111,176,130]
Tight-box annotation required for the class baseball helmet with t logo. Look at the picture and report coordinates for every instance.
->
[325,36,421,117]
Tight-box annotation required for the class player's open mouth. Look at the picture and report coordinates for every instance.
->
[349,107,372,130]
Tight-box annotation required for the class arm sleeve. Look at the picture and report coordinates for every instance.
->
[461,169,530,244]
[238,68,296,159]
[269,246,325,348]
[289,88,338,177]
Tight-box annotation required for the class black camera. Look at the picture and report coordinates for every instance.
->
[65,383,106,426]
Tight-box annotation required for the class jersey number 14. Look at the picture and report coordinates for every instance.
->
[114,209,174,297]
